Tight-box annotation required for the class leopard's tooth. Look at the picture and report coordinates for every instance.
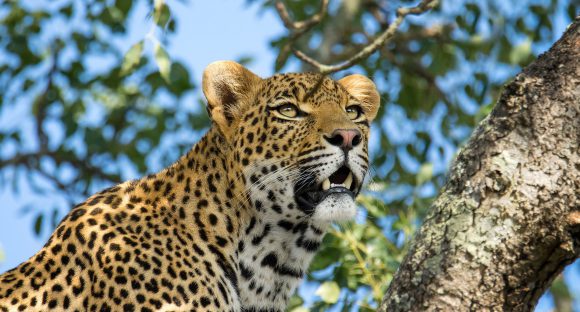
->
[322,179,331,191]
[344,172,353,189]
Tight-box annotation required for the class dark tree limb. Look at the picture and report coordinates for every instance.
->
[379,17,580,311]
[0,151,122,189]
[34,49,60,150]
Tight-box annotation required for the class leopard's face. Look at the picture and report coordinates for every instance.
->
[234,74,376,222]
[203,62,380,223]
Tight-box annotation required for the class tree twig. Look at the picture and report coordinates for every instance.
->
[0,151,122,187]
[275,0,328,34]
[279,0,439,74]
[35,49,60,150]
[274,0,329,70]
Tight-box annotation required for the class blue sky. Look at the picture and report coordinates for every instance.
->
[0,0,578,311]
[0,0,289,272]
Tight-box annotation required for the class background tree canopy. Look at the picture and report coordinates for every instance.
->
[0,0,578,311]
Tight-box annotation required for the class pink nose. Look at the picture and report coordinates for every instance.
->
[324,129,362,151]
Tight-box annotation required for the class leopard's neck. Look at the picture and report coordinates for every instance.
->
[234,161,329,311]
[236,216,327,311]
[163,127,326,311]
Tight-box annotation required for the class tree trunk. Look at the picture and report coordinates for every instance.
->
[379,17,580,311]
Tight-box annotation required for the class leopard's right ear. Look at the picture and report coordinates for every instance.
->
[202,61,261,138]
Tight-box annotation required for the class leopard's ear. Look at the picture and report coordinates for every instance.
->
[202,61,261,137]
[338,74,380,121]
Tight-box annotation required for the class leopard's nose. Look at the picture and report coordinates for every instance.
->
[324,129,362,151]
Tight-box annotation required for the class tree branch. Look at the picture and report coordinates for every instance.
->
[274,0,329,70]
[278,0,439,74]
[275,0,328,33]
[34,49,60,150]
[379,17,580,311]
[0,151,122,189]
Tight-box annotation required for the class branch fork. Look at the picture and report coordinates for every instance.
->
[275,0,439,74]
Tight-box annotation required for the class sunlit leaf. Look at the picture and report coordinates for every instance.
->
[509,39,532,65]
[315,281,340,304]
[416,163,433,185]
[154,0,171,28]
[120,40,144,76]
[154,42,172,83]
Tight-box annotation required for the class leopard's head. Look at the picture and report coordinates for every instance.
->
[203,61,379,223]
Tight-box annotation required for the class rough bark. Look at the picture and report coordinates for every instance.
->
[379,17,580,311]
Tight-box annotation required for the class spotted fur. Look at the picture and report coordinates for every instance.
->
[0,61,380,312]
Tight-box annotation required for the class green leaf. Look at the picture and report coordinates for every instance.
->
[550,276,572,299]
[59,4,74,18]
[236,55,254,66]
[475,102,494,122]
[567,4,578,20]
[154,0,171,28]
[416,163,433,185]
[309,246,341,271]
[169,62,192,94]
[509,39,531,65]
[315,281,340,304]
[287,295,308,312]
[154,42,171,83]
[275,45,291,71]
[0,246,4,262]
[120,41,143,76]
[33,214,43,236]
[115,0,133,17]
[51,208,60,230]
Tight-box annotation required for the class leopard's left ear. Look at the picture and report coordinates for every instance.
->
[338,74,380,121]
[202,61,262,138]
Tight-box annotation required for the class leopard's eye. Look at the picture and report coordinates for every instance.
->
[276,103,299,118]
[346,105,363,120]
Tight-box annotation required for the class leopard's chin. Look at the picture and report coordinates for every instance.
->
[294,165,360,222]
[310,193,358,222]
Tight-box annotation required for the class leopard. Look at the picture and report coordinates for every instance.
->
[0,61,380,312]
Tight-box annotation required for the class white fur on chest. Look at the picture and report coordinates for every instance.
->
[237,164,328,310]
[237,220,324,310]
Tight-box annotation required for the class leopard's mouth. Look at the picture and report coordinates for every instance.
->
[295,166,360,211]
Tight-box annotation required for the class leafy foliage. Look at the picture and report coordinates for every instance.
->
[0,0,203,225]
[0,0,578,310]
